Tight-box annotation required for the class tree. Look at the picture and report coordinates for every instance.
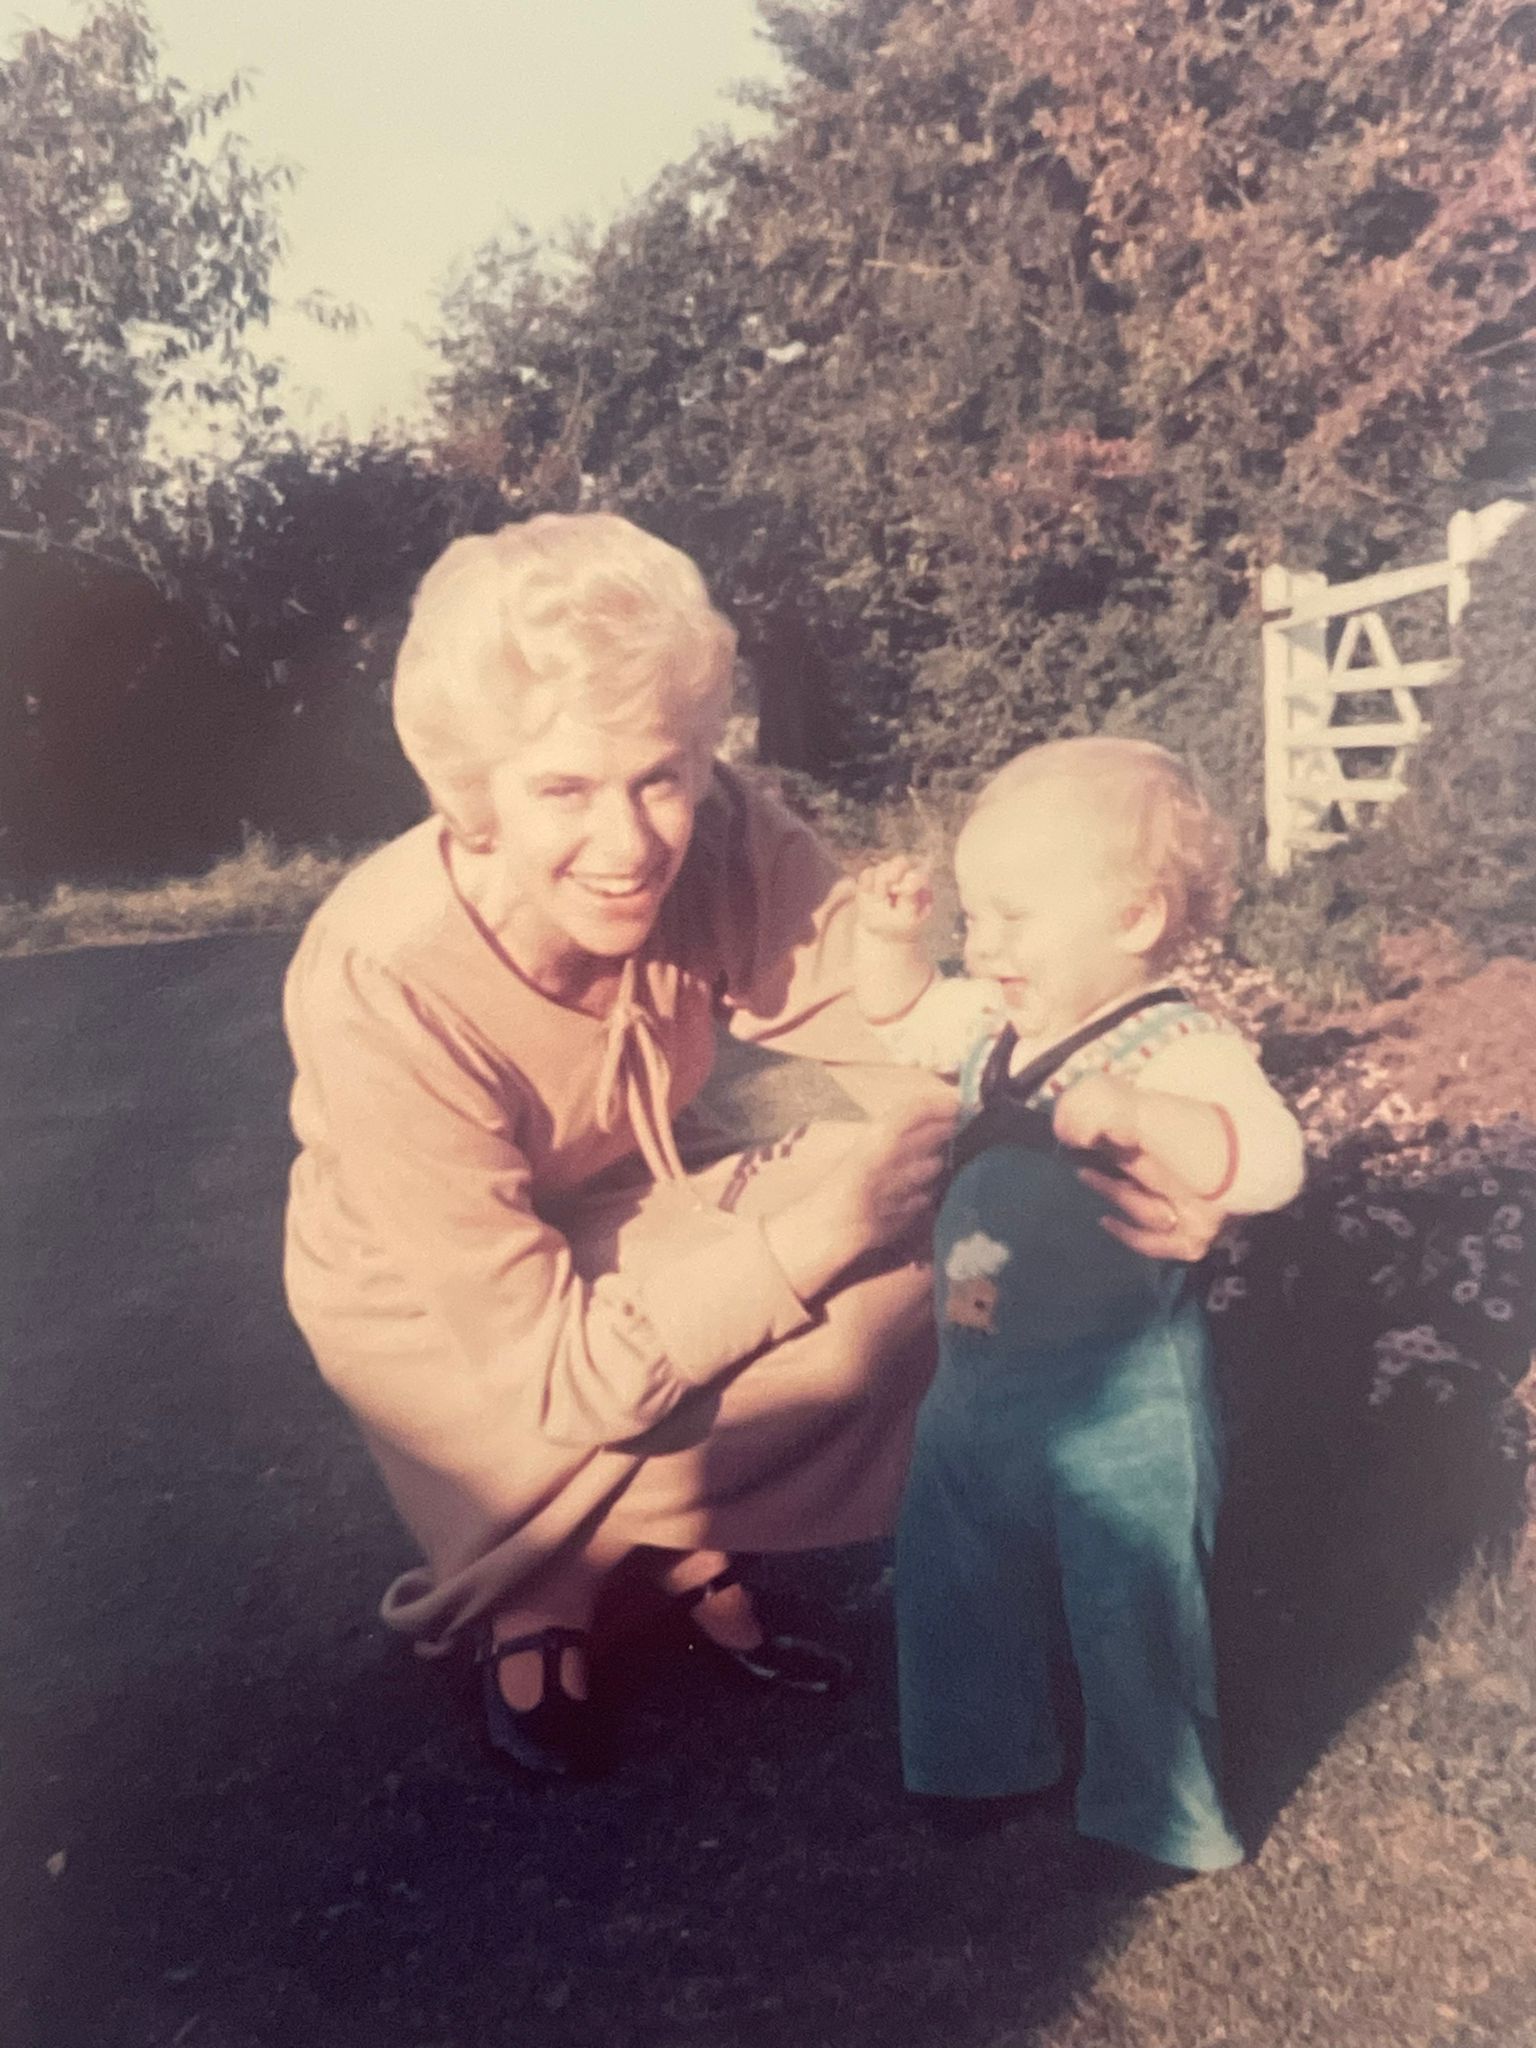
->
[0,4,307,884]
[985,0,1536,571]
[432,0,1536,792]
[176,434,504,850]
[430,7,1131,781]
[0,1,288,566]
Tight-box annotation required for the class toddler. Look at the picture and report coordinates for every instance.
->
[853,737,1305,1880]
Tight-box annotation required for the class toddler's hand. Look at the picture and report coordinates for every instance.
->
[1053,1072,1142,1159]
[855,855,934,941]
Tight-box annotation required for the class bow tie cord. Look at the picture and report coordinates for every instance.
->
[595,959,689,1189]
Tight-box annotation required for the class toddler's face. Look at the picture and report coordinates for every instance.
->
[954,792,1151,1040]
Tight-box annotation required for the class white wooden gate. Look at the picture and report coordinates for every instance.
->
[1261,499,1528,873]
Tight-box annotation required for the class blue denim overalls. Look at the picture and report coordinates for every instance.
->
[895,991,1244,1870]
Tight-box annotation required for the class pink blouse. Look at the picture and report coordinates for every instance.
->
[282,765,888,1452]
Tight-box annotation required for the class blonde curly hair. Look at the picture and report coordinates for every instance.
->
[392,513,736,847]
[973,736,1236,968]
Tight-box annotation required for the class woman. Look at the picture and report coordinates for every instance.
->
[282,513,1222,1777]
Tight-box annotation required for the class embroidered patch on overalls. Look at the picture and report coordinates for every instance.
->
[943,1230,1011,1334]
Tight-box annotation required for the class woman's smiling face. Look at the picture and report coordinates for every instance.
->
[484,710,709,982]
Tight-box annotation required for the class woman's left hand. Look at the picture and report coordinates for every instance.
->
[1076,1150,1229,1264]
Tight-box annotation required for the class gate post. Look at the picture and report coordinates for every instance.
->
[1262,565,1330,874]
[1261,563,1294,874]
[1447,500,1528,628]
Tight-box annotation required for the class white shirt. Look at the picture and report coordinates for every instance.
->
[876,974,1306,1216]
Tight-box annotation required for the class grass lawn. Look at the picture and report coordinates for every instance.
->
[2,931,1533,2048]
[0,836,356,959]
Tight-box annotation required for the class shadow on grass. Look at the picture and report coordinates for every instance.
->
[0,942,1129,2048]
[1210,1127,1533,1852]
[9,1538,1150,2048]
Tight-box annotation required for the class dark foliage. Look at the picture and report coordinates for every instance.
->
[0,440,503,885]
[0,549,251,884]
[169,440,505,856]
[1328,507,1536,961]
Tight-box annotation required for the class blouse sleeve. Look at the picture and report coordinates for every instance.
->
[870,974,1007,1077]
[285,941,816,1451]
[1137,1030,1307,1215]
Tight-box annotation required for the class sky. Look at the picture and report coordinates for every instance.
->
[3,0,781,434]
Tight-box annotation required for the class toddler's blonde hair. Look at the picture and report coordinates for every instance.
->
[973,736,1235,968]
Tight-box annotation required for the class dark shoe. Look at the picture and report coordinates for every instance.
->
[479,1625,607,1779]
[683,1566,853,1697]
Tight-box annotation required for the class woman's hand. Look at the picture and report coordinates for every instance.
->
[1057,1072,1234,1261]
[1076,1149,1229,1264]
[764,1097,956,1301]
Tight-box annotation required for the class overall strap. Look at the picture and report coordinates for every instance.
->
[951,987,1192,1179]
[978,985,1190,1109]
